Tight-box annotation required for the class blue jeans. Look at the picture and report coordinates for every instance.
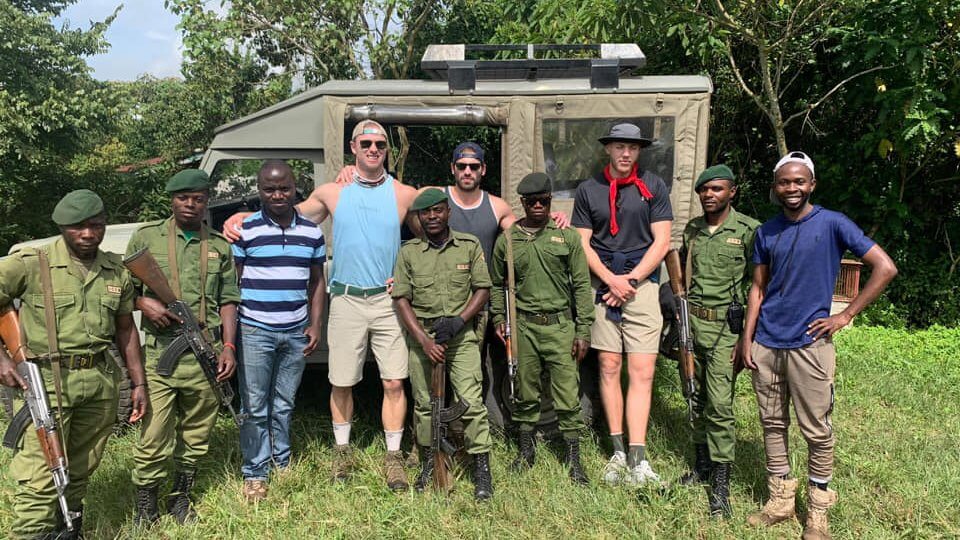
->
[238,322,308,480]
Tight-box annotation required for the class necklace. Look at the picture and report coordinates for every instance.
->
[355,170,387,188]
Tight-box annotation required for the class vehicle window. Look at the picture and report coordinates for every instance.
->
[208,159,314,203]
[542,117,676,199]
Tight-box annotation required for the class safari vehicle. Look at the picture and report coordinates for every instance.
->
[6,44,715,430]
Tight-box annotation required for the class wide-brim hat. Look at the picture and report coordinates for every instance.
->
[598,123,653,147]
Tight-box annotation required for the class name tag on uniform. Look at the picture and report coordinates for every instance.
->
[107,285,122,295]
[456,264,470,270]
[550,236,564,243]
[207,251,220,259]
[726,238,743,245]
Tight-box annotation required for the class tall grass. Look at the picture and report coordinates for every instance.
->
[2,326,958,539]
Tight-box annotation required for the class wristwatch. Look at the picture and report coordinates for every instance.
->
[628,278,639,288]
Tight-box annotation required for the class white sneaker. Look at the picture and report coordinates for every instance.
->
[602,451,628,486]
[624,459,661,486]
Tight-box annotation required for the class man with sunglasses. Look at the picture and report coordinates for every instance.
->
[490,173,594,485]
[571,123,673,487]
[741,152,896,539]
[223,120,420,492]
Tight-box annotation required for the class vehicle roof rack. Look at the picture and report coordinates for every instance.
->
[421,43,646,93]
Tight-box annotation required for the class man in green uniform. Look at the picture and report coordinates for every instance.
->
[392,188,493,500]
[126,170,240,525]
[677,165,759,517]
[490,173,595,485]
[0,190,149,539]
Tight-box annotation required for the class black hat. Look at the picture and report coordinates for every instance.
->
[517,172,552,195]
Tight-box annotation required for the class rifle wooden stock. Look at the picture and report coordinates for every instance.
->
[0,307,29,362]
[665,249,685,297]
[123,248,178,304]
[431,362,453,493]
[664,249,697,423]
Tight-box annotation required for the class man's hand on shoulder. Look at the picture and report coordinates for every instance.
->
[335,165,358,185]
[222,212,252,243]
[550,211,571,229]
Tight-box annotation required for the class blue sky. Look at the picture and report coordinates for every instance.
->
[57,1,184,81]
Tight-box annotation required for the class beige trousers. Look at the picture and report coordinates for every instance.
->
[751,339,836,483]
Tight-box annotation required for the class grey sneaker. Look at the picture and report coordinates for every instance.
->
[624,459,661,486]
[602,451,628,486]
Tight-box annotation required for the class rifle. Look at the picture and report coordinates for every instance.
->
[503,229,519,404]
[430,361,468,494]
[123,248,244,426]
[0,308,78,531]
[664,249,697,424]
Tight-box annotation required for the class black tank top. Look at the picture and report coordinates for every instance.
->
[445,187,499,268]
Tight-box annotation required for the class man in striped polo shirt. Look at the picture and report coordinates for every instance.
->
[231,160,327,502]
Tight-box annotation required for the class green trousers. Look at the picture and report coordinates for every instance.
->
[514,318,585,438]
[689,316,739,463]
[132,335,219,487]
[9,360,118,538]
[408,327,492,454]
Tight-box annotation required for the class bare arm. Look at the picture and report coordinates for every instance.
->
[297,184,336,224]
[458,288,490,324]
[302,264,326,355]
[216,303,238,381]
[116,312,148,422]
[393,297,445,363]
[740,263,769,370]
[627,220,671,283]
[490,195,518,230]
[807,245,898,340]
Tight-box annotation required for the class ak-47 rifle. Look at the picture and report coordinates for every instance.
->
[0,308,78,531]
[665,249,697,424]
[503,229,519,404]
[123,248,244,426]
[430,361,469,494]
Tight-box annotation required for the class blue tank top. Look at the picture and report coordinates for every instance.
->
[330,177,401,288]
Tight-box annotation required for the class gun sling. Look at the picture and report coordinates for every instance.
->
[161,220,211,375]
[504,226,519,359]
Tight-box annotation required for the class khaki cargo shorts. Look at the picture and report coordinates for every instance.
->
[591,278,662,354]
[327,292,408,386]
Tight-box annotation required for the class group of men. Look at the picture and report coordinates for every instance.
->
[0,118,896,540]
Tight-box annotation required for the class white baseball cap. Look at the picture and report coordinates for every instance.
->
[773,151,815,177]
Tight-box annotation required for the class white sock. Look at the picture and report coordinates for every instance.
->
[384,430,403,452]
[333,422,351,446]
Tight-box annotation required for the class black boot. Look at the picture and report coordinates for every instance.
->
[511,430,535,471]
[134,484,160,527]
[167,470,198,524]
[563,438,590,486]
[709,462,732,518]
[414,446,434,493]
[473,452,493,501]
[679,443,712,486]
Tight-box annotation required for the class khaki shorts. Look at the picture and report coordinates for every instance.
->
[327,292,408,386]
[591,278,662,354]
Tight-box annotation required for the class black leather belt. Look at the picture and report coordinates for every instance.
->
[53,351,106,369]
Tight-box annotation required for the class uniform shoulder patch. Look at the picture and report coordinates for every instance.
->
[725,237,743,245]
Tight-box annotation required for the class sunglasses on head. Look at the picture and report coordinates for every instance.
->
[359,140,388,150]
[522,195,552,207]
[455,162,482,171]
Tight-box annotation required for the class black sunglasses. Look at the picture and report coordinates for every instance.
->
[455,162,482,171]
[359,140,388,150]
[522,195,552,207]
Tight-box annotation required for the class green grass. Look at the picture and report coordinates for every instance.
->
[2,326,959,539]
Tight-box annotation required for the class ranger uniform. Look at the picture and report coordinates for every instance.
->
[490,173,595,484]
[0,190,147,539]
[679,165,759,516]
[127,170,240,525]
[392,188,493,500]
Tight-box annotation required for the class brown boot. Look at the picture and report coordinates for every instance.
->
[385,450,409,492]
[747,475,798,526]
[331,444,354,482]
[802,487,838,540]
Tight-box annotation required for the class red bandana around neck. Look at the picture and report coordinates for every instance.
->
[603,164,653,236]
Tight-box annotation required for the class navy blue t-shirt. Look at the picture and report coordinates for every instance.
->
[752,205,875,348]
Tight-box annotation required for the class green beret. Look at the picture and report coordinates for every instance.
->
[517,172,552,195]
[52,189,104,225]
[695,164,735,190]
[411,188,448,211]
[165,169,210,193]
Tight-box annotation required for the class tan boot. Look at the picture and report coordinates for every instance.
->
[747,476,799,526]
[384,450,409,492]
[802,487,838,540]
[331,444,354,482]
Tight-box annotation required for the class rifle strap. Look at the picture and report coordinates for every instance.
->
[37,250,66,463]
[167,220,210,329]
[684,236,695,293]
[504,225,519,360]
